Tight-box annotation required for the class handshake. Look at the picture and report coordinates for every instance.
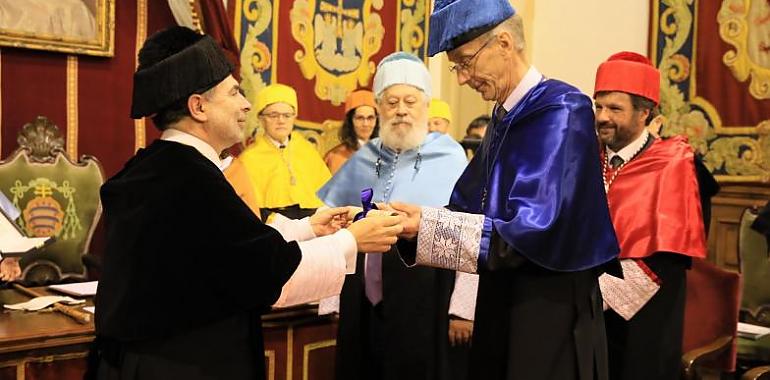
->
[308,203,422,253]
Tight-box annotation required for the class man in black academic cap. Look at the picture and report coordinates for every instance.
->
[92,26,401,380]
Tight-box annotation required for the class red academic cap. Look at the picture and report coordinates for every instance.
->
[594,51,660,105]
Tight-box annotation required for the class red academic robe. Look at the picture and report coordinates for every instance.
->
[603,136,707,260]
[602,135,708,380]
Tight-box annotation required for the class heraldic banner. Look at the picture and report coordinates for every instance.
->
[651,0,770,183]
[233,0,430,151]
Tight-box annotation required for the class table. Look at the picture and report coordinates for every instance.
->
[0,288,337,380]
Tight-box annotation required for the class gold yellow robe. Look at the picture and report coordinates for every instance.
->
[239,132,331,210]
[223,156,261,218]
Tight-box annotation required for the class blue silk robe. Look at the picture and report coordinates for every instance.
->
[450,79,619,272]
[402,78,620,380]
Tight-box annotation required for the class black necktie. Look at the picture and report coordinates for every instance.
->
[494,105,507,124]
[610,155,624,169]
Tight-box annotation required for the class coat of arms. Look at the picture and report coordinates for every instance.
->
[719,0,770,99]
[290,0,385,105]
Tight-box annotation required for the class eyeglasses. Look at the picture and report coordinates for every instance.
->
[353,115,377,123]
[260,112,296,120]
[448,36,495,75]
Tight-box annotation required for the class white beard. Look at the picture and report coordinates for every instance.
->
[379,115,428,152]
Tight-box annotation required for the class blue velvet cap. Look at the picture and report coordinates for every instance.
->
[428,0,515,56]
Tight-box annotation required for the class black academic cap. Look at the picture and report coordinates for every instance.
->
[130,26,234,119]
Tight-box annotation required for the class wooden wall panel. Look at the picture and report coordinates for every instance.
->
[708,185,770,271]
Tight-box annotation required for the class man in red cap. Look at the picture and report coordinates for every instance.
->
[593,51,707,380]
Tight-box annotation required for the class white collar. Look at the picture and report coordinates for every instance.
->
[160,128,225,170]
[501,66,543,113]
[606,129,650,164]
[268,134,290,148]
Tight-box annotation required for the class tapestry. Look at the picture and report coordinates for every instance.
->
[651,0,770,183]
[233,0,430,151]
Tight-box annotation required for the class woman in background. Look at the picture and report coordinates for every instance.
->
[324,90,379,174]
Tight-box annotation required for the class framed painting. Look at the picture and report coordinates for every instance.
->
[0,0,115,57]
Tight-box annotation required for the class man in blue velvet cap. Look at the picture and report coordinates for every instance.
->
[390,1,620,379]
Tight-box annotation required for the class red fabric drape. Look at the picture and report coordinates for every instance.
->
[695,2,770,126]
[197,0,241,80]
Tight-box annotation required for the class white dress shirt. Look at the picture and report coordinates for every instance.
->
[605,129,650,165]
[501,66,544,113]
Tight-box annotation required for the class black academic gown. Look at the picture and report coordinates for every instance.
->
[397,234,609,380]
[605,253,690,380]
[335,249,454,380]
[92,140,301,380]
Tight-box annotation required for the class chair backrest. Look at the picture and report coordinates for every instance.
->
[682,258,742,372]
[0,116,105,284]
[739,208,770,326]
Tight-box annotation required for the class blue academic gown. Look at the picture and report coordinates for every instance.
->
[319,132,467,207]
[318,132,468,380]
[417,79,620,380]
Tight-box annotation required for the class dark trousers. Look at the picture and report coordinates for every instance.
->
[605,253,690,380]
[448,343,471,380]
[364,302,386,380]
[91,314,262,380]
[470,264,607,380]
[335,300,386,380]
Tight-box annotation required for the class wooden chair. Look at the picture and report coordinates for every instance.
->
[737,207,770,364]
[743,365,770,380]
[681,258,742,379]
[0,116,105,284]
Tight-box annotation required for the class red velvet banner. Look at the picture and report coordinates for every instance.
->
[694,2,770,127]
[0,0,175,177]
[651,0,770,182]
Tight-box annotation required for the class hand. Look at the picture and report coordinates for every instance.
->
[310,207,351,237]
[345,207,363,222]
[347,215,403,253]
[448,318,473,347]
[388,202,421,239]
[0,258,21,282]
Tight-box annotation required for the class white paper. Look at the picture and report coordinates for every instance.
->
[738,322,770,340]
[0,211,49,255]
[83,306,95,314]
[49,281,98,297]
[4,295,84,311]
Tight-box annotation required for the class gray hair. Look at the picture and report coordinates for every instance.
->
[487,14,525,53]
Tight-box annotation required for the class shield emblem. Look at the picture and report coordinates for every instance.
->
[291,0,385,105]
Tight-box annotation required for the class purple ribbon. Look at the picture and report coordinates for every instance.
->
[353,188,378,221]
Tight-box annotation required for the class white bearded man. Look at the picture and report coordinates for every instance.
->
[317,52,477,380]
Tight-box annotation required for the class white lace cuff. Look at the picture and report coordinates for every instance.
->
[318,295,340,315]
[415,207,484,274]
[599,259,661,320]
[448,271,479,320]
